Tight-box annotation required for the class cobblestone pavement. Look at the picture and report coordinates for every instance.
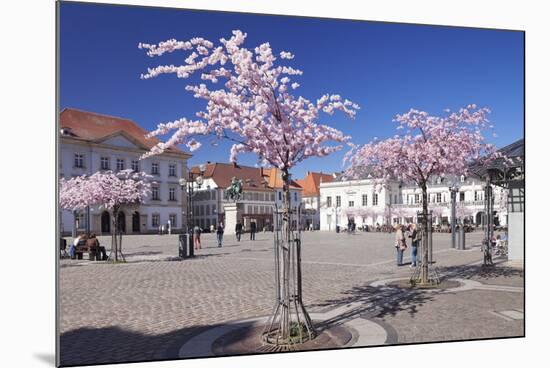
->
[59,230,523,366]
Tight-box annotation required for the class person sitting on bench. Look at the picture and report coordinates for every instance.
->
[87,233,107,260]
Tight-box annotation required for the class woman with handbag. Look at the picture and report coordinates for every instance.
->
[394,224,407,266]
[409,224,421,267]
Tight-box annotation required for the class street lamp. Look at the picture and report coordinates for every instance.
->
[448,177,460,249]
[482,174,495,266]
[178,165,207,259]
[179,163,206,233]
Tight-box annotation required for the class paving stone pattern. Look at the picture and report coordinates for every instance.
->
[59,230,523,366]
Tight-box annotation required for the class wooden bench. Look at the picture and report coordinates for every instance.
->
[74,243,104,261]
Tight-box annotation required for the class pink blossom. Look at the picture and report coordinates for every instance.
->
[139,30,360,172]
[60,170,152,211]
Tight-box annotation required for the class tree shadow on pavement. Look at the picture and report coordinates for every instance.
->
[438,263,524,281]
[311,283,439,333]
[125,251,164,257]
[191,252,232,259]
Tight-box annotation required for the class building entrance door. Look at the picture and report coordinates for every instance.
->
[117,212,126,233]
[132,212,140,233]
[101,211,110,234]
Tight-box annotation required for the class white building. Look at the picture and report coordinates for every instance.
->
[296,172,334,230]
[187,163,302,232]
[319,174,508,231]
[59,108,191,235]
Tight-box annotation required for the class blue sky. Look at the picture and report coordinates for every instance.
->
[59,2,524,179]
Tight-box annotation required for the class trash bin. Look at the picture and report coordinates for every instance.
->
[336,225,340,233]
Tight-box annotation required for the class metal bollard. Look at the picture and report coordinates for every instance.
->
[188,232,194,258]
[460,226,466,250]
[428,221,433,264]
[178,234,188,259]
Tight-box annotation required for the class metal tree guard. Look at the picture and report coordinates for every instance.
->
[411,211,440,285]
[262,203,315,348]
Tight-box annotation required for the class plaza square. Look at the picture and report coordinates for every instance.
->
[59,231,523,366]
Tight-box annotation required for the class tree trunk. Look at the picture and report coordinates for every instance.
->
[421,182,429,284]
[111,207,119,262]
[263,168,315,346]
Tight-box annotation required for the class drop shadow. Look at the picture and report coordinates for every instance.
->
[33,353,55,366]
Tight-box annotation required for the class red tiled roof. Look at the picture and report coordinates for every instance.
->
[59,108,187,155]
[190,163,302,191]
[296,171,334,197]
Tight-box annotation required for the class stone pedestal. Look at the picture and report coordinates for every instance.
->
[223,203,238,235]
[508,212,524,261]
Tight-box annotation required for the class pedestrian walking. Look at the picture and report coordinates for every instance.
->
[409,223,421,267]
[235,222,243,242]
[216,222,224,247]
[250,221,256,240]
[167,220,172,235]
[193,225,202,250]
[394,224,407,266]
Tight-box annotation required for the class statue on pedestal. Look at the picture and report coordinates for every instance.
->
[226,176,243,201]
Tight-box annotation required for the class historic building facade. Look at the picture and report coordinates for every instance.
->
[319,174,508,231]
[296,172,334,230]
[187,163,302,232]
[59,108,191,235]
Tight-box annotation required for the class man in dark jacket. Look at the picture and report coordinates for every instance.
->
[235,222,243,242]
[250,221,256,240]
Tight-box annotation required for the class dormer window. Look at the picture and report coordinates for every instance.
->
[60,127,74,136]
[460,175,465,183]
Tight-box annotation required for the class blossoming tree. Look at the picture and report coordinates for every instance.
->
[345,105,496,284]
[60,170,151,261]
[138,30,359,345]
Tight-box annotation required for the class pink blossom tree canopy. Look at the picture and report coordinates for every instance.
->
[60,170,151,261]
[344,104,495,186]
[345,104,496,284]
[60,170,151,211]
[138,30,359,170]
